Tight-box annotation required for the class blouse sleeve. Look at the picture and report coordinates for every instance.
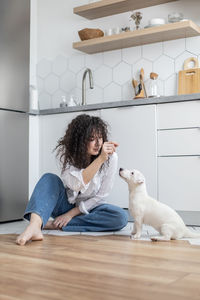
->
[78,152,118,214]
[61,165,90,193]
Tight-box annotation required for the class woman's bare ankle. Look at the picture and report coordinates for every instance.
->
[29,213,43,228]
[16,213,43,246]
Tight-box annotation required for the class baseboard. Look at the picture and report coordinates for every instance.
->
[123,208,200,226]
[177,211,200,226]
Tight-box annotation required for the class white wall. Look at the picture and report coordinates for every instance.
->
[32,0,200,109]
[29,115,40,197]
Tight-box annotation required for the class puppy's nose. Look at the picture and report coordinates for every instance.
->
[119,168,123,172]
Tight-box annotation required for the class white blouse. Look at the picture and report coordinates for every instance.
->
[61,152,118,214]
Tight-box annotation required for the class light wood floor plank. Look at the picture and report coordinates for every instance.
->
[0,234,200,299]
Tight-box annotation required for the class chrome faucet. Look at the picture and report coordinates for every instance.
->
[82,68,94,105]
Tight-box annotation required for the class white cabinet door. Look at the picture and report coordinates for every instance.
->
[157,102,200,217]
[158,128,200,156]
[100,105,157,208]
[39,111,100,177]
[157,101,200,129]
[158,156,200,211]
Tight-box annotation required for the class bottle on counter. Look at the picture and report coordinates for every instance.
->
[148,72,160,98]
[60,95,68,108]
[68,95,78,107]
[29,85,39,110]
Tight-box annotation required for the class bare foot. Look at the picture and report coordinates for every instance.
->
[16,223,43,246]
[44,220,60,230]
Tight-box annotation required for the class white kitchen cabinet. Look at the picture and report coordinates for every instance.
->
[157,101,200,129]
[158,156,200,211]
[100,105,157,208]
[157,101,200,225]
[158,128,200,156]
[39,110,100,177]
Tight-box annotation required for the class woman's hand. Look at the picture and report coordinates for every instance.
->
[53,212,72,228]
[100,141,119,162]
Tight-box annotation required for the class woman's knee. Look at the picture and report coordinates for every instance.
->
[112,207,128,230]
[100,204,128,230]
[40,173,61,185]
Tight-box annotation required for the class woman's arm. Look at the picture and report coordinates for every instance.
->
[79,152,118,214]
[61,141,118,194]
[82,141,118,185]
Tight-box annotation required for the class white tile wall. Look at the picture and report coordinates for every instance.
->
[36,0,200,109]
[37,43,200,109]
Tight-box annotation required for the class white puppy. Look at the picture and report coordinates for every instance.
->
[119,168,200,241]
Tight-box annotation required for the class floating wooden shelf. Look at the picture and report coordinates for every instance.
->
[74,0,177,20]
[73,21,200,54]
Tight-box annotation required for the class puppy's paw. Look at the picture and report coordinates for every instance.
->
[151,236,159,242]
[131,234,141,239]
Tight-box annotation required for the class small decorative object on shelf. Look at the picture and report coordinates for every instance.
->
[121,26,130,32]
[168,12,184,23]
[130,11,143,30]
[78,28,104,41]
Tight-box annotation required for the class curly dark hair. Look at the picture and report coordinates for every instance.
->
[55,114,109,173]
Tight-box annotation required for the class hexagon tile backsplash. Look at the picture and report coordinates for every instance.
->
[37,36,200,110]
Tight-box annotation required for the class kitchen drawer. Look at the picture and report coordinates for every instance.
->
[157,101,200,129]
[158,128,200,156]
[158,156,200,211]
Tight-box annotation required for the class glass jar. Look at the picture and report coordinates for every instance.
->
[148,79,160,98]
[168,12,184,23]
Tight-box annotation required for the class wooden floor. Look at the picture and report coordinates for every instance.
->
[1,235,200,300]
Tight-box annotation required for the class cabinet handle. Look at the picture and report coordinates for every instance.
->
[158,154,200,157]
[158,127,200,131]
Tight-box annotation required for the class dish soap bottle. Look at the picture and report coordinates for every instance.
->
[68,95,77,107]
[60,95,68,108]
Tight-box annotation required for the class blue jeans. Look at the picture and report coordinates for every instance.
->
[24,173,128,232]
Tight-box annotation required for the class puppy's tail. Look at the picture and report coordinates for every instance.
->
[183,227,200,238]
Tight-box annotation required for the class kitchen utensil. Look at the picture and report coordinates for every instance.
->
[135,83,143,97]
[132,79,142,96]
[132,77,145,99]
[132,79,138,90]
[178,57,200,95]
[140,68,147,98]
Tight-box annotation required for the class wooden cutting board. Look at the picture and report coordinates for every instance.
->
[178,57,200,95]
